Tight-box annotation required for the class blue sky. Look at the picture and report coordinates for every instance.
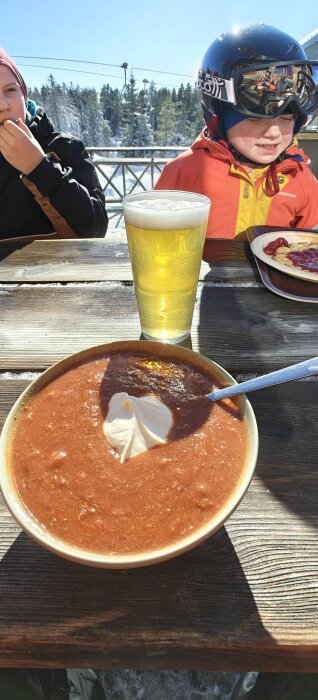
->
[2,0,318,92]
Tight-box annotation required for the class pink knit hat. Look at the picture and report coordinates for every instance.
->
[0,48,27,103]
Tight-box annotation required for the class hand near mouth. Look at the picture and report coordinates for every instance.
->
[0,117,45,174]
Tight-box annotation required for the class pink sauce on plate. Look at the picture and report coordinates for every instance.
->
[263,237,288,255]
[263,237,318,274]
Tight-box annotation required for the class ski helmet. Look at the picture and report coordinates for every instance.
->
[198,24,318,133]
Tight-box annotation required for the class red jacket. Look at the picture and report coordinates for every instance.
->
[154,123,318,238]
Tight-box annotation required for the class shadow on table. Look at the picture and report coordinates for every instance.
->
[196,261,318,528]
[0,526,272,666]
[0,234,58,254]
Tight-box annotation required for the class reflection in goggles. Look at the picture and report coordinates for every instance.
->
[236,64,318,116]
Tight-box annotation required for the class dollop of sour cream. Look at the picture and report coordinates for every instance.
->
[103,392,173,463]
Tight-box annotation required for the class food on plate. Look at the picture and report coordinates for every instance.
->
[263,237,318,273]
[6,349,249,557]
[263,237,289,255]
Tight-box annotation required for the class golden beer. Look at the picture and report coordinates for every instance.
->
[123,191,211,343]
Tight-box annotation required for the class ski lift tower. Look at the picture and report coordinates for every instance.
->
[121,62,129,92]
[120,62,130,127]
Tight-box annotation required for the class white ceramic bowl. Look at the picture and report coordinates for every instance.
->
[0,341,258,568]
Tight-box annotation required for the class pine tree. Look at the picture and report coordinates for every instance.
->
[100,85,123,137]
[121,77,153,154]
[40,75,61,129]
[156,95,178,145]
[147,81,159,132]
[76,88,111,147]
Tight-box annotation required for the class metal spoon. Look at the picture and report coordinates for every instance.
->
[206,357,318,402]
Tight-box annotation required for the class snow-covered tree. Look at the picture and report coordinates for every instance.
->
[121,77,153,152]
[28,75,203,147]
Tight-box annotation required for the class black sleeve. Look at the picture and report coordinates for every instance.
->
[22,139,108,239]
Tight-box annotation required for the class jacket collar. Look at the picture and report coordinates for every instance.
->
[191,119,308,196]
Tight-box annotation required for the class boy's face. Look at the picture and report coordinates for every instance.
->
[226,115,295,164]
[0,64,26,125]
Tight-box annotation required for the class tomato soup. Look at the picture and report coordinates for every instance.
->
[8,350,249,556]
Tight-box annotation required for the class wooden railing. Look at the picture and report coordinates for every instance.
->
[86,146,187,203]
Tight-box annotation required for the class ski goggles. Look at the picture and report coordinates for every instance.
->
[198,61,318,117]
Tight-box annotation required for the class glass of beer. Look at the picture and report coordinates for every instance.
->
[123,190,211,343]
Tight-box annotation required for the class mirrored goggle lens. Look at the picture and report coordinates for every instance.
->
[236,64,318,115]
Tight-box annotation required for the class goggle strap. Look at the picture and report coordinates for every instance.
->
[225,77,236,104]
[199,72,236,105]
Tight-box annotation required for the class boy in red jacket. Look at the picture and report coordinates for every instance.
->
[155,24,318,239]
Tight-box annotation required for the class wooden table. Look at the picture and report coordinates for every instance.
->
[0,234,317,671]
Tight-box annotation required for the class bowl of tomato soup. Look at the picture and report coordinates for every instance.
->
[0,341,258,568]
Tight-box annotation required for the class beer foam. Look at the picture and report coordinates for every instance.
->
[123,196,210,230]
[133,199,200,211]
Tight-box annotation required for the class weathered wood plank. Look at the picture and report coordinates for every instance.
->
[0,239,258,283]
[0,380,317,669]
[0,283,316,371]
[0,239,132,282]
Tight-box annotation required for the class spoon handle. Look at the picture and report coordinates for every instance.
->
[206,357,318,402]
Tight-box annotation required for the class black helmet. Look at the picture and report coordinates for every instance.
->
[198,23,318,133]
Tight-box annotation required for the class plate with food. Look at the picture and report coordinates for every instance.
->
[250,230,318,283]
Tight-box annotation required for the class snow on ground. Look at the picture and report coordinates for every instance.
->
[93,158,160,196]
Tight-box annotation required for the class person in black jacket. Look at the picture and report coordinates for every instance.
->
[0,48,108,240]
